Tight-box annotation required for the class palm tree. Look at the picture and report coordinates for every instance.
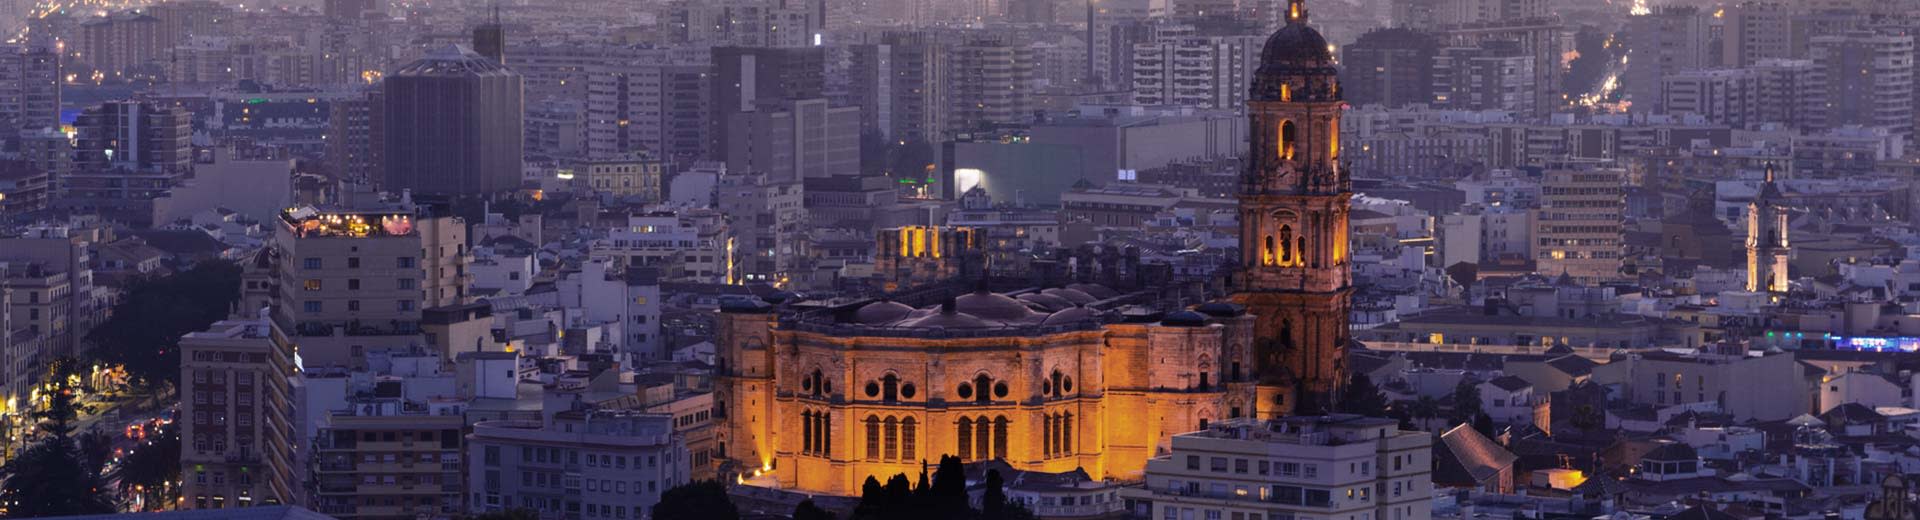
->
[112,427,181,511]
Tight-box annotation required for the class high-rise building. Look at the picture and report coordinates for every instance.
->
[1434,18,1564,117]
[466,410,691,517]
[717,172,806,285]
[850,33,948,144]
[1432,40,1536,117]
[722,98,861,182]
[948,38,1037,133]
[1231,0,1352,415]
[1340,28,1439,109]
[1808,31,1915,139]
[179,315,303,510]
[76,12,160,76]
[1120,416,1434,520]
[1625,7,1714,113]
[1661,68,1758,126]
[381,45,524,196]
[63,100,193,224]
[269,200,470,368]
[1752,59,1820,129]
[1130,35,1256,110]
[326,87,383,181]
[709,46,826,161]
[1747,164,1789,293]
[1533,163,1625,283]
[1722,1,1800,68]
[0,40,62,132]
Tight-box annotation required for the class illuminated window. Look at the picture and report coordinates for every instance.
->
[1279,120,1297,160]
[1428,333,1444,344]
[303,279,322,291]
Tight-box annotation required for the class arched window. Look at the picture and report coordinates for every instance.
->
[1298,236,1309,268]
[957,417,973,461]
[865,416,880,461]
[1263,235,1276,265]
[975,416,991,461]
[901,418,917,461]
[1061,413,1072,455]
[993,416,1010,460]
[1280,120,1297,161]
[819,413,831,457]
[882,374,899,402]
[884,417,899,461]
[801,411,814,456]
[974,374,993,404]
[1199,371,1210,391]
[1279,225,1294,264]
[1042,414,1055,457]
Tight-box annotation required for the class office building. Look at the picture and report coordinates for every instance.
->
[1533,164,1625,283]
[1340,28,1439,109]
[1120,416,1433,520]
[709,46,826,161]
[179,316,303,509]
[0,40,61,132]
[721,98,860,182]
[1661,68,1758,127]
[1625,7,1714,113]
[382,45,524,197]
[1432,40,1536,117]
[1808,31,1914,139]
[467,410,691,517]
[948,38,1036,133]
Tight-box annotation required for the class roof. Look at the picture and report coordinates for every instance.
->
[1434,424,1518,487]
[1669,505,1740,520]
[1822,402,1885,423]
[1544,354,1597,377]
[130,230,229,256]
[40,506,336,520]
[1485,375,1532,392]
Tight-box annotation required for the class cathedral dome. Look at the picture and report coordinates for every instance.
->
[1161,311,1211,327]
[1018,293,1076,312]
[955,290,1037,322]
[1065,283,1120,300]
[1260,23,1332,69]
[1042,288,1098,306]
[854,301,915,324]
[1042,307,1096,326]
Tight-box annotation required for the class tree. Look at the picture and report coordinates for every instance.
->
[86,261,243,389]
[653,481,738,520]
[1449,379,1485,426]
[978,469,1037,520]
[794,499,837,520]
[0,363,117,517]
[1473,413,1497,438]
[112,426,181,512]
[1336,372,1391,418]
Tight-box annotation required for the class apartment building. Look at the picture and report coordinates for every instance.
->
[467,410,691,519]
[179,315,302,509]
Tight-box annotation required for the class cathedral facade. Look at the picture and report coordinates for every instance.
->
[713,0,1350,494]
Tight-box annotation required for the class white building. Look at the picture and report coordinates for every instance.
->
[1120,416,1433,520]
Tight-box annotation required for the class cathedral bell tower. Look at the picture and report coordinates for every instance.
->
[1232,0,1352,417]
[1747,163,1789,293]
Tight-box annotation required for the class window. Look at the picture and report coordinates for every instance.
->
[397,257,416,268]
[347,257,361,268]
[348,279,361,290]
[398,300,416,311]
[1235,459,1249,474]
[303,301,322,313]
[303,279,322,291]
[398,278,417,290]
[303,258,322,269]
[1210,457,1228,472]
[348,300,360,311]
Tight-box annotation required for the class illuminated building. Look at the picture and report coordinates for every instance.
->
[179,314,303,509]
[574,154,665,201]
[1747,164,1789,293]
[713,0,1356,496]
[1231,0,1354,416]
[265,202,470,368]
[1119,416,1433,520]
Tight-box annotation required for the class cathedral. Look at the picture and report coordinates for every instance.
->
[713,0,1352,494]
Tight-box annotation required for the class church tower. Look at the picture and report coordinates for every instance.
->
[1747,163,1789,293]
[1231,0,1351,417]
